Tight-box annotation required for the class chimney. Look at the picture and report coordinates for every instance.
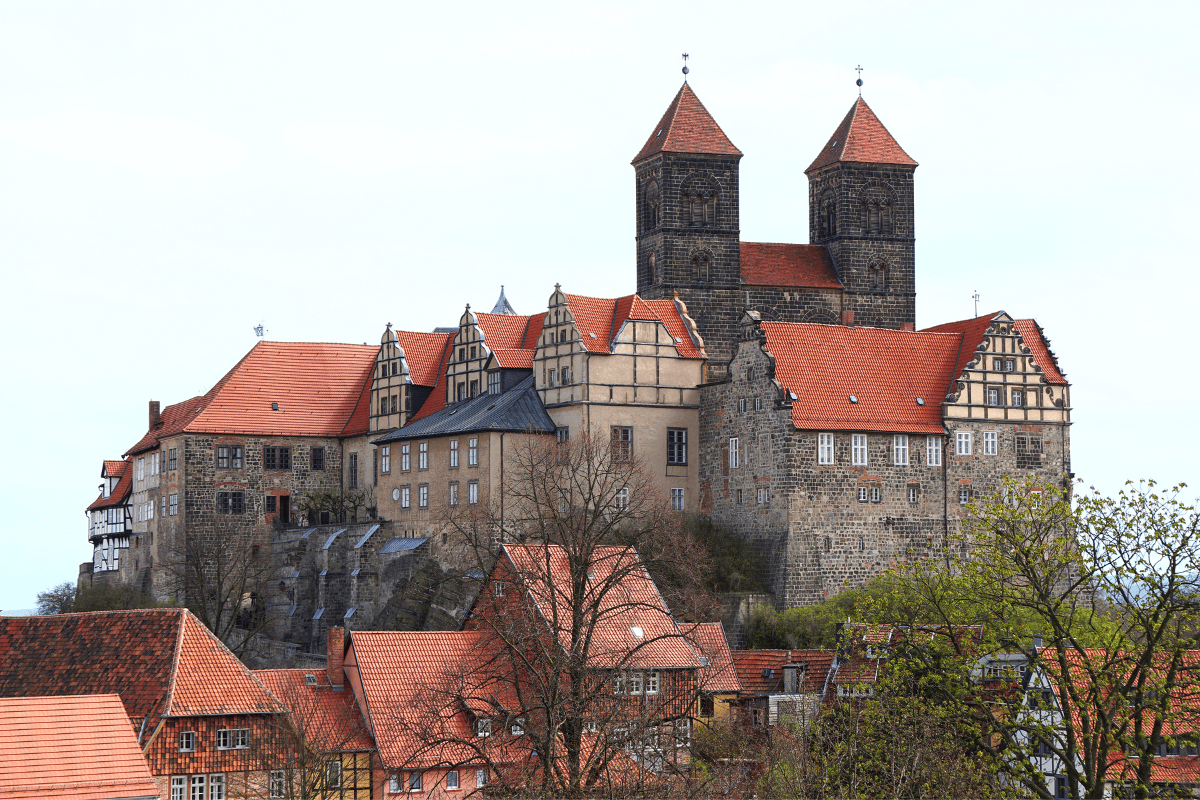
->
[901,322,914,332]
[149,400,161,429]
[841,311,855,326]
[327,626,345,688]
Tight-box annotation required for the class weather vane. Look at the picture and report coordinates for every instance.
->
[856,65,864,97]
[682,53,689,81]
[972,290,981,317]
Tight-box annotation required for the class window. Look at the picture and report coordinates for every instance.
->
[547,369,556,387]
[959,488,972,505]
[137,457,145,481]
[700,695,715,717]
[870,487,880,503]
[1012,389,1025,407]
[147,499,154,519]
[458,347,465,361]
[418,484,428,508]
[630,671,643,694]
[556,426,569,444]
[987,387,1002,406]
[264,446,291,470]
[908,486,918,504]
[646,670,660,694]
[169,494,178,516]
[469,379,478,397]
[757,487,768,505]
[736,488,743,504]
[477,717,492,737]
[161,495,166,517]
[738,398,747,413]
[671,488,685,511]
[390,774,402,793]
[1016,435,1044,469]
[956,431,973,455]
[400,443,410,471]
[984,431,998,455]
[754,396,762,411]
[216,728,249,750]
[851,434,868,465]
[893,434,908,465]
[561,366,570,384]
[818,432,834,464]
[858,487,869,503]
[449,482,459,506]
[510,717,525,736]
[488,371,500,394]
[476,770,488,788]
[216,446,243,469]
[391,394,399,414]
[266,496,277,514]
[168,448,177,471]
[270,771,285,798]
[468,438,478,466]
[401,486,410,508]
[325,761,341,789]
[409,771,422,792]
[615,488,630,510]
[418,442,428,470]
[926,436,942,466]
[612,672,625,694]
[216,492,245,515]
[446,770,459,790]
[348,452,359,488]
[729,437,739,468]
[179,730,195,752]
[311,446,325,471]
[611,427,633,462]
[380,445,391,473]
[449,439,459,468]
[172,776,186,800]
[667,428,687,464]
[456,382,465,402]
[468,480,478,504]
[190,775,206,800]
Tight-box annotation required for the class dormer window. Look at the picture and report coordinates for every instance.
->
[488,372,500,395]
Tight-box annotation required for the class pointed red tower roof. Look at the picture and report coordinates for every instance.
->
[632,83,742,163]
[806,97,916,173]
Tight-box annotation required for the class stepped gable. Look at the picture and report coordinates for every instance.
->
[681,623,742,693]
[740,243,842,289]
[760,321,962,434]
[254,669,374,752]
[394,330,454,387]
[0,608,282,723]
[185,341,379,438]
[806,97,917,173]
[0,694,160,800]
[87,461,131,511]
[564,293,705,359]
[921,312,1066,386]
[124,395,205,456]
[632,82,742,163]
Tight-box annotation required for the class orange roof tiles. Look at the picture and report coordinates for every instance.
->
[641,299,705,359]
[564,293,704,360]
[102,460,127,478]
[740,243,842,289]
[475,312,542,352]
[732,650,833,695]
[921,313,1068,387]
[185,341,378,438]
[87,463,131,511]
[0,694,159,800]
[1013,318,1067,384]
[410,337,455,423]
[395,330,455,387]
[633,83,742,163]
[806,97,917,173]
[490,348,534,369]
[254,669,375,752]
[125,395,205,456]
[168,611,285,716]
[681,623,742,693]
[761,321,962,434]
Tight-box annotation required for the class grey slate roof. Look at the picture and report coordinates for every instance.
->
[372,375,555,443]
[379,537,430,555]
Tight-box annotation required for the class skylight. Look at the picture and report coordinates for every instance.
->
[630,626,644,639]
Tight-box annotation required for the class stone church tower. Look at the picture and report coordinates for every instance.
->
[634,84,918,374]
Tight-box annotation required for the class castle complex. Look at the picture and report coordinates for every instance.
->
[85,81,1072,635]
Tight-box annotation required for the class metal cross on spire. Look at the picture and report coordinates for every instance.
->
[972,290,981,317]
[682,53,690,82]
[856,65,864,96]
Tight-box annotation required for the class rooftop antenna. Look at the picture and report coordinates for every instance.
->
[682,53,689,82]
[972,290,981,317]
[856,65,864,97]
[254,322,266,340]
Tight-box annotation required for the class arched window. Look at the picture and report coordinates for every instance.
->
[692,251,711,282]
[681,177,719,227]
[648,252,659,284]
[645,181,660,231]
[819,189,837,238]
[861,190,894,235]
[870,264,888,290]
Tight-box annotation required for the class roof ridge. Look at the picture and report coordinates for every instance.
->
[339,345,378,438]
[161,608,186,716]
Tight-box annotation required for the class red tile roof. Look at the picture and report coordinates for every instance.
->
[124,395,205,456]
[740,243,842,289]
[921,312,997,389]
[494,545,703,670]
[475,312,543,352]
[0,609,284,724]
[0,694,159,800]
[103,460,127,478]
[410,337,455,423]
[1013,318,1067,384]
[732,650,833,695]
[87,461,132,512]
[395,331,454,387]
[681,623,742,693]
[564,294,705,359]
[254,669,375,752]
[633,83,742,163]
[490,348,534,370]
[760,321,962,434]
[921,313,1068,387]
[806,97,917,173]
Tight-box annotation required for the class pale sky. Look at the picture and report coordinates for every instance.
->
[2,1,1196,611]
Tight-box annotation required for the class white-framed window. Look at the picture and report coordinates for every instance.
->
[612,672,625,694]
[468,480,479,504]
[666,428,687,464]
[172,776,186,800]
[908,486,918,504]
[988,387,1002,406]
[893,434,908,465]
[511,717,526,736]
[418,442,428,470]
[729,437,739,468]
[476,769,488,788]
[401,444,410,471]
[380,445,391,473]
[851,434,868,465]
[418,484,428,508]
[477,717,491,737]
[757,487,768,505]
[1012,389,1025,407]
[959,488,972,505]
[325,760,341,789]
[984,431,997,455]
[409,771,422,792]
[468,438,478,466]
[870,487,880,503]
[488,371,500,394]
[179,730,195,752]
[449,482,458,506]
[270,771,285,799]
[390,774,402,794]
[548,368,556,387]
[216,728,249,750]
[671,488,684,511]
[615,487,630,510]
[190,775,205,800]
[137,457,145,481]
[630,671,643,694]
[956,431,972,455]
[447,770,460,790]
[449,439,459,468]
[610,426,633,461]
[927,436,943,466]
[147,499,154,519]
[818,432,834,464]
[738,398,747,412]
[754,396,762,411]
[170,493,178,515]
[401,486,410,509]
[858,487,868,503]
[646,670,660,694]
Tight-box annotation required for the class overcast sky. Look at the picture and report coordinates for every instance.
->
[1,1,1195,611]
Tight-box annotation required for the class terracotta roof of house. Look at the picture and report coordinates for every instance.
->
[633,83,742,163]
[740,243,842,289]
[1013,319,1067,384]
[489,348,534,370]
[103,460,127,478]
[564,293,705,359]
[476,312,543,352]
[87,462,132,512]
[681,623,742,693]
[395,330,454,387]
[253,669,375,752]
[0,609,284,724]
[921,313,1068,386]
[760,321,962,433]
[806,97,917,173]
[492,545,704,670]
[124,395,205,456]
[732,650,834,695]
[0,694,160,800]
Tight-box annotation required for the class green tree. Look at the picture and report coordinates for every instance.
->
[35,581,76,615]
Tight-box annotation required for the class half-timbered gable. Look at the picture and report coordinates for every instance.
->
[370,326,453,436]
[442,305,541,408]
[87,459,133,575]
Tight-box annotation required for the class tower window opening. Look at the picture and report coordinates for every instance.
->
[693,252,711,282]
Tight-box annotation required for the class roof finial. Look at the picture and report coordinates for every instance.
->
[972,290,981,317]
[855,65,864,97]
[682,53,689,82]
